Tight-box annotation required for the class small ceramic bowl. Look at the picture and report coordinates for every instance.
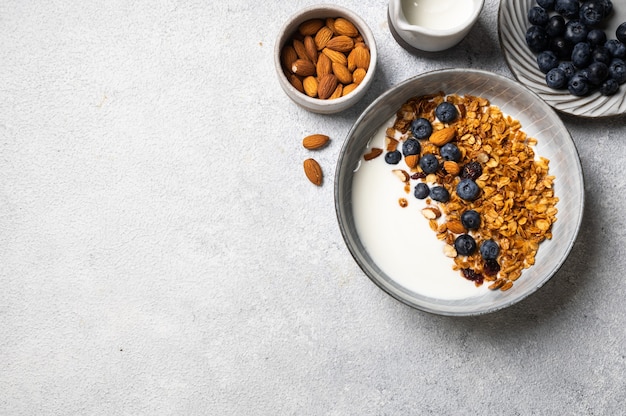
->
[335,69,584,316]
[275,4,377,114]
[388,0,484,53]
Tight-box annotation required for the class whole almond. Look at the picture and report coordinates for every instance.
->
[325,35,354,53]
[342,83,358,96]
[329,83,343,99]
[293,39,309,61]
[352,67,367,84]
[303,76,318,97]
[302,134,330,150]
[316,53,332,78]
[314,26,334,50]
[332,62,353,84]
[443,160,460,176]
[352,45,370,70]
[303,158,323,186]
[298,19,324,36]
[291,59,316,76]
[405,154,419,169]
[288,74,304,93]
[281,45,298,71]
[334,17,359,37]
[325,18,336,34]
[429,126,456,146]
[304,35,318,64]
[321,48,348,66]
[317,73,338,99]
[446,220,466,234]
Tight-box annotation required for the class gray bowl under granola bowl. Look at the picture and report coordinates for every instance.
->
[334,68,584,316]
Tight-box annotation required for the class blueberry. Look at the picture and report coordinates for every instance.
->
[572,42,592,68]
[546,15,566,37]
[597,0,613,17]
[592,46,611,65]
[435,102,458,123]
[586,61,609,85]
[461,210,480,230]
[587,29,607,47]
[550,37,573,60]
[413,182,430,199]
[568,74,590,95]
[617,22,626,43]
[546,68,568,89]
[385,150,402,165]
[440,143,461,162]
[609,58,626,84]
[537,51,559,74]
[402,138,421,156]
[537,0,555,11]
[461,161,482,180]
[419,153,439,174]
[558,61,577,79]
[430,186,450,203]
[479,239,500,261]
[605,39,626,59]
[564,20,589,45]
[410,117,433,140]
[456,179,480,201]
[599,78,620,95]
[526,25,549,53]
[528,6,549,26]
[454,234,477,256]
[579,2,605,26]
[555,0,580,19]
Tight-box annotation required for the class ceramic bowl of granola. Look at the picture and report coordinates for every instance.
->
[275,4,377,114]
[335,68,584,316]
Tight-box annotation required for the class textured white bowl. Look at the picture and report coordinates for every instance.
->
[274,4,377,114]
[335,69,585,316]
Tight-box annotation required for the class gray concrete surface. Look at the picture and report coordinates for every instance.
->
[1,0,624,414]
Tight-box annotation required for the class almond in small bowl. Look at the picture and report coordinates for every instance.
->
[275,5,377,114]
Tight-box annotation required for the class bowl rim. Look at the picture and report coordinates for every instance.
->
[393,0,485,36]
[334,68,585,316]
[274,4,378,112]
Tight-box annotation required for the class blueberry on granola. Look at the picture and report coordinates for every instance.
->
[480,239,500,261]
[457,179,480,201]
[435,102,458,123]
[461,210,481,230]
[454,234,477,256]
[402,138,421,156]
[410,117,433,140]
[440,143,461,162]
[430,186,450,203]
[419,153,439,174]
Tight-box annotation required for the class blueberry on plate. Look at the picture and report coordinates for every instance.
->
[384,150,402,165]
[410,117,432,140]
[402,138,421,156]
[617,22,626,44]
[599,78,620,95]
[586,61,609,85]
[555,0,580,19]
[592,45,611,65]
[435,102,458,123]
[609,58,626,84]
[454,234,477,256]
[537,0,555,11]
[550,37,573,59]
[605,39,626,59]
[528,6,549,26]
[461,210,480,230]
[456,179,480,201]
[564,20,589,45]
[440,143,461,162]
[413,182,430,199]
[572,42,592,68]
[419,153,439,174]
[568,74,590,96]
[526,25,549,53]
[558,61,577,79]
[546,15,566,37]
[587,29,607,47]
[579,2,605,26]
[546,68,568,89]
[480,239,500,261]
[430,186,450,202]
[538,50,559,73]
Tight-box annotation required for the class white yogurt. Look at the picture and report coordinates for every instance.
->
[401,0,476,30]
[351,117,490,300]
